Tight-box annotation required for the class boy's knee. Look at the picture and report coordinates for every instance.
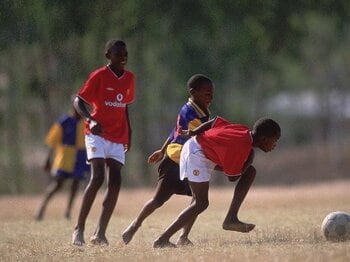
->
[71,180,79,190]
[151,197,166,209]
[54,182,63,191]
[196,199,209,213]
[109,173,121,187]
[248,166,256,177]
[228,176,240,182]
[243,166,256,179]
[91,175,104,188]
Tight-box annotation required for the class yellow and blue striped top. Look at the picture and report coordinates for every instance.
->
[45,114,89,178]
[166,98,210,163]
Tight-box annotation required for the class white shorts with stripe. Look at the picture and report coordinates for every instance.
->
[180,137,216,183]
[85,134,125,164]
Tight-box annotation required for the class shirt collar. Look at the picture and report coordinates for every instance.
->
[187,98,210,118]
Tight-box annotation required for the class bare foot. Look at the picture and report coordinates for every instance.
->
[222,221,255,233]
[122,223,138,244]
[72,230,85,246]
[64,211,71,220]
[176,237,193,246]
[34,213,43,221]
[90,235,109,246]
[34,208,44,221]
[153,239,177,248]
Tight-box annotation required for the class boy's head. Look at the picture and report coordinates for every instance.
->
[187,74,214,110]
[252,118,281,152]
[187,74,213,91]
[105,39,128,69]
[105,39,126,56]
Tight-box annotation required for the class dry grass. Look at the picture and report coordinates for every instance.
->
[1,180,350,261]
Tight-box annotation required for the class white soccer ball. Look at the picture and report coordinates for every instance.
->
[321,211,350,241]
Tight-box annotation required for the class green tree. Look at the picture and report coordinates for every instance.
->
[0,0,350,192]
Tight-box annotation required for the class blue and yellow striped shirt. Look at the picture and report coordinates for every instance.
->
[45,114,89,178]
[166,98,210,163]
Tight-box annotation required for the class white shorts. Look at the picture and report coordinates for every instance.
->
[180,137,216,183]
[85,134,125,164]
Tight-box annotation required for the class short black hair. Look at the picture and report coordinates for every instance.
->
[105,39,126,54]
[187,74,213,91]
[252,118,281,138]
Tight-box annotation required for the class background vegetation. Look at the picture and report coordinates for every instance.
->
[0,0,350,194]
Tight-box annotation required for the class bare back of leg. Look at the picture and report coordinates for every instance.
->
[153,181,209,248]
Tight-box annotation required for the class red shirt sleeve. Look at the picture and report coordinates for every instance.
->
[78,70,100,105]
[123,72,135,104]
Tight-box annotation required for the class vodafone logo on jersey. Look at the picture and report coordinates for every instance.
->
[105,93,126,107]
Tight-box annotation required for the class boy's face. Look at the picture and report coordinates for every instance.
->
[191,82,214,110]
[258,135,279,152]
[107,45,128,70]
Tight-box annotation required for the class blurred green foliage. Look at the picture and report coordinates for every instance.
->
[0,0,349,193]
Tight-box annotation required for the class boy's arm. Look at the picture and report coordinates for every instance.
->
[226,150,255,182]
[73,96,92,121]
[44,148,53,173]
[73,96,102,135]
[124,105,132,152]
[160,137,171,153]
[180,118,216,137]
[241,149,255,174]
[148,137,171,164]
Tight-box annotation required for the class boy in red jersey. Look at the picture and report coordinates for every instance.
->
[122,74,213,246]
[153,117,281,248]
[71,39,135,246]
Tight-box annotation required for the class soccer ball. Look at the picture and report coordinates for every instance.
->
[321,211,350,241]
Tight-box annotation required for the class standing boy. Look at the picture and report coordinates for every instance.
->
[122,74,213,246]
[153,116,281,248]
[71,39,135,246]
[35,106,89,221]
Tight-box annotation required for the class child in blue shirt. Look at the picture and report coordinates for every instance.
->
[122,74,213,245]
[35,107,89,221]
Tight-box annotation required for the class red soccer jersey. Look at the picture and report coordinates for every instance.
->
[78,65,135,144]
[196,117,253,176]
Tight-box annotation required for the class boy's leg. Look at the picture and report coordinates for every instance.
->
[35,176,65,221]
[122,176,174,244]
[222,165,256,232]
[72,158,105,246]
[176,197,196,246]
[65,179,80,219]
[153,181,209,248]
[90,158,122,245]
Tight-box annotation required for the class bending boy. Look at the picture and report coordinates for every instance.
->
[153,116,281,248]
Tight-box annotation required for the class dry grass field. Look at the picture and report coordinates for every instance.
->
[1,180,350,261]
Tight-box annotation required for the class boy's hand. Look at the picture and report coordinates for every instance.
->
[148,150,164,164]
[89,119,103,135]
[43,149,53,173]
[124,143,131,153]
[178,127,191,137]
[44,159,51,173]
